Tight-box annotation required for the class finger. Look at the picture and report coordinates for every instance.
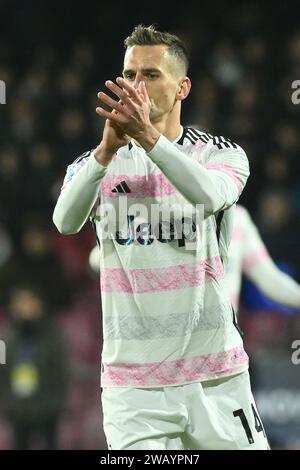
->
[136,87,143,101]
[105,80,137,108]
[96,89,124,108]
[96,106,126,124]
[137,81,144,100]
[141,81,151,104]
[136,81,150,105]
[115,77,143,105]
[97,91,130,115]
[111,99,125,115]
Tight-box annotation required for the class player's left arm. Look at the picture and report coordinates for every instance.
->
[146,136,249,218]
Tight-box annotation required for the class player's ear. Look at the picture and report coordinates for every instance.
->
[176,77,191,101]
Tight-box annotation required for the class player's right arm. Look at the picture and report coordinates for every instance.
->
[241,207,300,309]
[53,117,129,235]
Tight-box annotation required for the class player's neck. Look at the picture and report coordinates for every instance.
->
[152,105,182,142]
[151,120,182,142]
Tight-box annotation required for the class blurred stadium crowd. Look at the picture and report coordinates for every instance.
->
[0,1,299,449]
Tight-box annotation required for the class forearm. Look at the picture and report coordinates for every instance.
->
[146,135,248,216]
[53,152,107,234]
[248,261,300,309]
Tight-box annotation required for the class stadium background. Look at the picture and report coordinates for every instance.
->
[0,0,299,449]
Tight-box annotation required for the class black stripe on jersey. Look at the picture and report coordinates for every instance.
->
[215,209,224,267]
[185,127,214,146]
[120,181,131,193]
[177,127,204,145]
[187,128,204,140]
[179,127,238,150]
[90,215,101,248]
[178,127,239,150]
[185,131,198,144]
[112,184,125,193]
[112,181,131,193]
[195,134,211,145]
[177,127,189,145]
[119,182,127,193]
[73,150,91,164]
[202,132,213,140]
[215,210,224,245]
[128,142,133,151]
[232,307,244,338]
[212,136,238,150]
[185,128,203,144]
[188,127,213,142]
[188,128,213,140]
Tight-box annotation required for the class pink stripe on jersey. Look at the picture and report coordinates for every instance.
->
[101,174,177,198]
[101,256,224,293]
[242,248,269,272]
[101,346,249,386]
[205,163,243,193]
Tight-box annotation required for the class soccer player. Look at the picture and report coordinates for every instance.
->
[53,25,269,450]
[227,205,300,313]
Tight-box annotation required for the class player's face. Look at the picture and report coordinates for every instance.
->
[123,45,186,123]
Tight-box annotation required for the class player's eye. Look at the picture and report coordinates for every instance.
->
[124,74,135,81]
[147,73,159,80]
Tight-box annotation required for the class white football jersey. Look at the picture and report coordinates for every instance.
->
[59,126,250,387]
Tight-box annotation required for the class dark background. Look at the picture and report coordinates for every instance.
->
[0,0,299,449]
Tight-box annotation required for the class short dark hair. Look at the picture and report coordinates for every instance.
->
[124,24,189,74]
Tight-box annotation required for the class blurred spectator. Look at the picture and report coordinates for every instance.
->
[0,147,22,239]
[0,284,69,449]
[0,218,72,310]
[10,97,37,144]
[210,41,243,88]
[0,224,12,269]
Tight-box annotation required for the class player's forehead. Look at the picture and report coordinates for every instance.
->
[123,45,171,73]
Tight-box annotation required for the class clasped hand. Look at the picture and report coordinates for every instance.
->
[96,77,152,141]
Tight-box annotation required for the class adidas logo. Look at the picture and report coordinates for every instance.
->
[112,181,131,193]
